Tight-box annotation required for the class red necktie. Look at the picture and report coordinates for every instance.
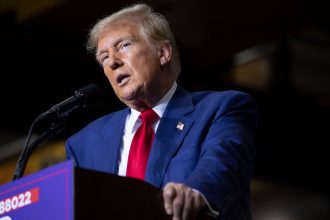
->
[126,109,159,180]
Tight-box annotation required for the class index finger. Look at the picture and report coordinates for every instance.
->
[163,183,177,215]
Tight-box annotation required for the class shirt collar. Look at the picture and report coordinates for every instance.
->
[153,81,177,118]
[126,82,177,133]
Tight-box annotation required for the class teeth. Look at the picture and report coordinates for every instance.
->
[121,77,129,84]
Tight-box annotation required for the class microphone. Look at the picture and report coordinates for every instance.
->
[35,84,100,122]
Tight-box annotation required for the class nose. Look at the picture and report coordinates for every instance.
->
[108,52,123,70]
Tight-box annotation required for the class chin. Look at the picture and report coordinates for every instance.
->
[119,92,136,103]
[120,86,142,100]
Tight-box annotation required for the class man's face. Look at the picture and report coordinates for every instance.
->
[96,20,172,110]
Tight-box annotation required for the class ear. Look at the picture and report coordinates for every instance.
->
[158,42,172,66]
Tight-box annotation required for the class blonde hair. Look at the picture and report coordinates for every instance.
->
[87,3,181,76]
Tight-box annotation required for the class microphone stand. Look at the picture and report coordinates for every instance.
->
[12,119,66,180]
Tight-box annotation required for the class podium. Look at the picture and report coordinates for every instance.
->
[0,160,215,219]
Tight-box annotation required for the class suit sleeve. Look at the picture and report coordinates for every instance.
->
[185,92,258,215]
[65,138,79,167]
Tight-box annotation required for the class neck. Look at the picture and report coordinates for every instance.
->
[128,81,175,112]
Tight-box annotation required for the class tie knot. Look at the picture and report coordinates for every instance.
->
[139,109,159,124]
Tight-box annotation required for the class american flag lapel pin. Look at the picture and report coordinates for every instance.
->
[176,121,184,131]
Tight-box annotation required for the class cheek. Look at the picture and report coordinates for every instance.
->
[135,57,159,80]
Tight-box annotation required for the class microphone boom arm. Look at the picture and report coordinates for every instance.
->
[12,119,66,180]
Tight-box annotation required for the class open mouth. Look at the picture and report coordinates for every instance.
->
[116,73,130,86]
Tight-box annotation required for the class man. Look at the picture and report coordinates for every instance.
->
[66,3,258,220]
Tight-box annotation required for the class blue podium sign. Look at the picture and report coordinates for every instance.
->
[0,160,74,220]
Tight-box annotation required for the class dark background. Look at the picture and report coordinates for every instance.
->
[0,0,329,197]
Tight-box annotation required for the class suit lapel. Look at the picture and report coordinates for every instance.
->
[145,86,195,187]
[100,108,129,174]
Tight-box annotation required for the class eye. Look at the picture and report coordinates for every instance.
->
[99,53,109,64]
[120,41,132,50]
[123,42,131,47]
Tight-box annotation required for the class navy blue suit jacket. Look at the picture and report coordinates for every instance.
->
[66,86,258,220]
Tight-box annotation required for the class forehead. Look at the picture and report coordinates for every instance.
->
[98,20,142,46]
